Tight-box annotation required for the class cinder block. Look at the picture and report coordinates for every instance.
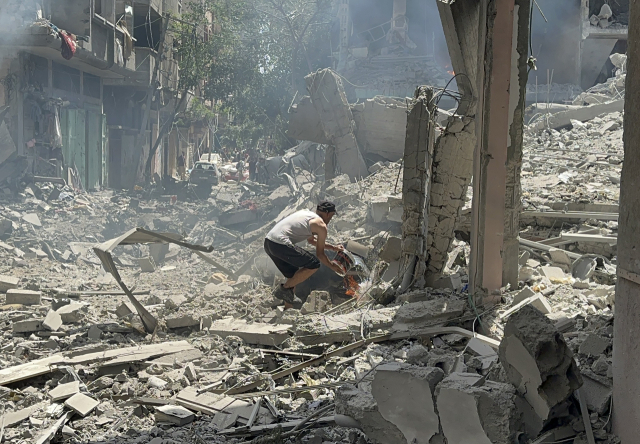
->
[0,275,19,292]
[13,319,43,333]
[6,289,41,305]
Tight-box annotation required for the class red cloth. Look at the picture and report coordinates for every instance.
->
[59,31,76,60]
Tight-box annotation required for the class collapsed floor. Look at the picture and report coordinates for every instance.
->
[0,59,629,444]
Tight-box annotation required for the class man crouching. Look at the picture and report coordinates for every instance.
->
[264,201,345,304]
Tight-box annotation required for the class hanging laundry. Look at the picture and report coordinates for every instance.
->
[59,30,77,60]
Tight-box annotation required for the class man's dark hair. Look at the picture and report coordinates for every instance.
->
[317,201,336,213]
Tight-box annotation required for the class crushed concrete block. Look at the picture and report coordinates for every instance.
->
[548,248,572,268]
[581,372,612,415]
[335,385,406,444]
[466,338,498,357]
[138,257,156,272]
[392,298,465,334]
[300,290,331,314]
[88,325,103,340]
[500,294,553,319]
[56,303,87,323]
[0,275,19,292]
[379,236,401,262]
[65,393,99,417]
[166,315,199,329]
[498,306,582,422]
[115,302,134,318]
[13,319,43,333]
[42,310,63,331]
[512,286,536,305]
[208,318,292,346]
[183,363,197,382]
[437,373,518,444]
[370,196,390,223]
[6,289,41,305]
[578,334,611,356]
[370,363,444,444]
[49,381,80,402]
[155,405,195,426]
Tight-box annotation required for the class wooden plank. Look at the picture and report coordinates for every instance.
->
[0,355,63,386]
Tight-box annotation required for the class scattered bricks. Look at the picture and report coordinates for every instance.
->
[371,363,444,444]
[512,286,536,305]
[48,381,80,402]
[436,373,519,444]
[56,303,87,323]
[6,289,41,305]
[42,310,62,331]
[64,393,99,417]
[392,298,465,334]
[498,306,582,423]
[166,314,199,329]
[500,294,553,319]
[335,385,406,444]
[578,334,611,356]
[13,319,43,333]
[0,275,19,292]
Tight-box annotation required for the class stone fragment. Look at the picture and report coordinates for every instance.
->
[56,303,87,323]
[548,248,572,268]
[42,310,63,331]
[512,286,535,305]
[379,236,401,262]
[65,393,99,417]
[581,372,612,415]
[13,319,43,333]
[166,315,199,329]
[115,302,134,318]
[6,289,41,305]
[138,257,156,272]
[49,381,80,402]
[300,290,331,314]
[155,405,195,426]
[540,266,569,283]
[436,373,518,444]
[183,363,197,382]
[148,376,168,389]
[500,294,553,319]
[370,363,444,444]
[498,306,582,423]
[88,325,103,340]
[22,213,41,227]
[0,275,19,292]
[578,334,610,356]
[392,298,465,334]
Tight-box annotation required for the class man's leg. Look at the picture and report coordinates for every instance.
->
[284,267,318,289]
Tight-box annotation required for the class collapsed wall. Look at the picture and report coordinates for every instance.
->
[305,69,369,180]
[426,116,476,279]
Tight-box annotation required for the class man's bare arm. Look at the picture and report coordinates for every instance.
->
[310,220,344,274]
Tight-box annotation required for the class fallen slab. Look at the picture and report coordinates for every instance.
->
[207,318,291,346]
[436,373,518,444]
[391,297,466,334]
[498,306,582,423]
[529,99,624,131]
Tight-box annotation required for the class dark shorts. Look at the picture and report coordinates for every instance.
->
[264,238,321,278]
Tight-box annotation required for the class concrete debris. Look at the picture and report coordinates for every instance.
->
[499,306,582,423]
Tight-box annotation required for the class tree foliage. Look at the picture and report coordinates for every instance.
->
[173,0,334,153]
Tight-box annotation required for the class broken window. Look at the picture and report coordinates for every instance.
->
[133,4,162,49]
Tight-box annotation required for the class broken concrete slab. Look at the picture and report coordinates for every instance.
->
[22,213,42,227]
[155,405,195,426]
[0,274,19,292]
[207,318,291,346]
[166,314,200,329]
[540,266,569,283]
[13,318,44,333]
[56,303,87,323]
[6,289,41,305]
[498,306,582,423]
[391,298,466,334]
[300,290,331,314]
[42,310,63,331]
[88,325,103,340]
[138,257,156,272]
[379,236,402,262]
[529,99,624,131]
[512,286,536,305]
[64,393,99,417]
[0,402,45,427]
[500,294,553,319]
[371,363,444,444]
[578,334,611,356]
[436,373,518,444]
[49,381,80,402]
[580,372,612,415]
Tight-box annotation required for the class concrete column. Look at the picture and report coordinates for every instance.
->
[612,1,640,440]
[502,0,532,289]
[469,0,515,299]
[399,87,436,291]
